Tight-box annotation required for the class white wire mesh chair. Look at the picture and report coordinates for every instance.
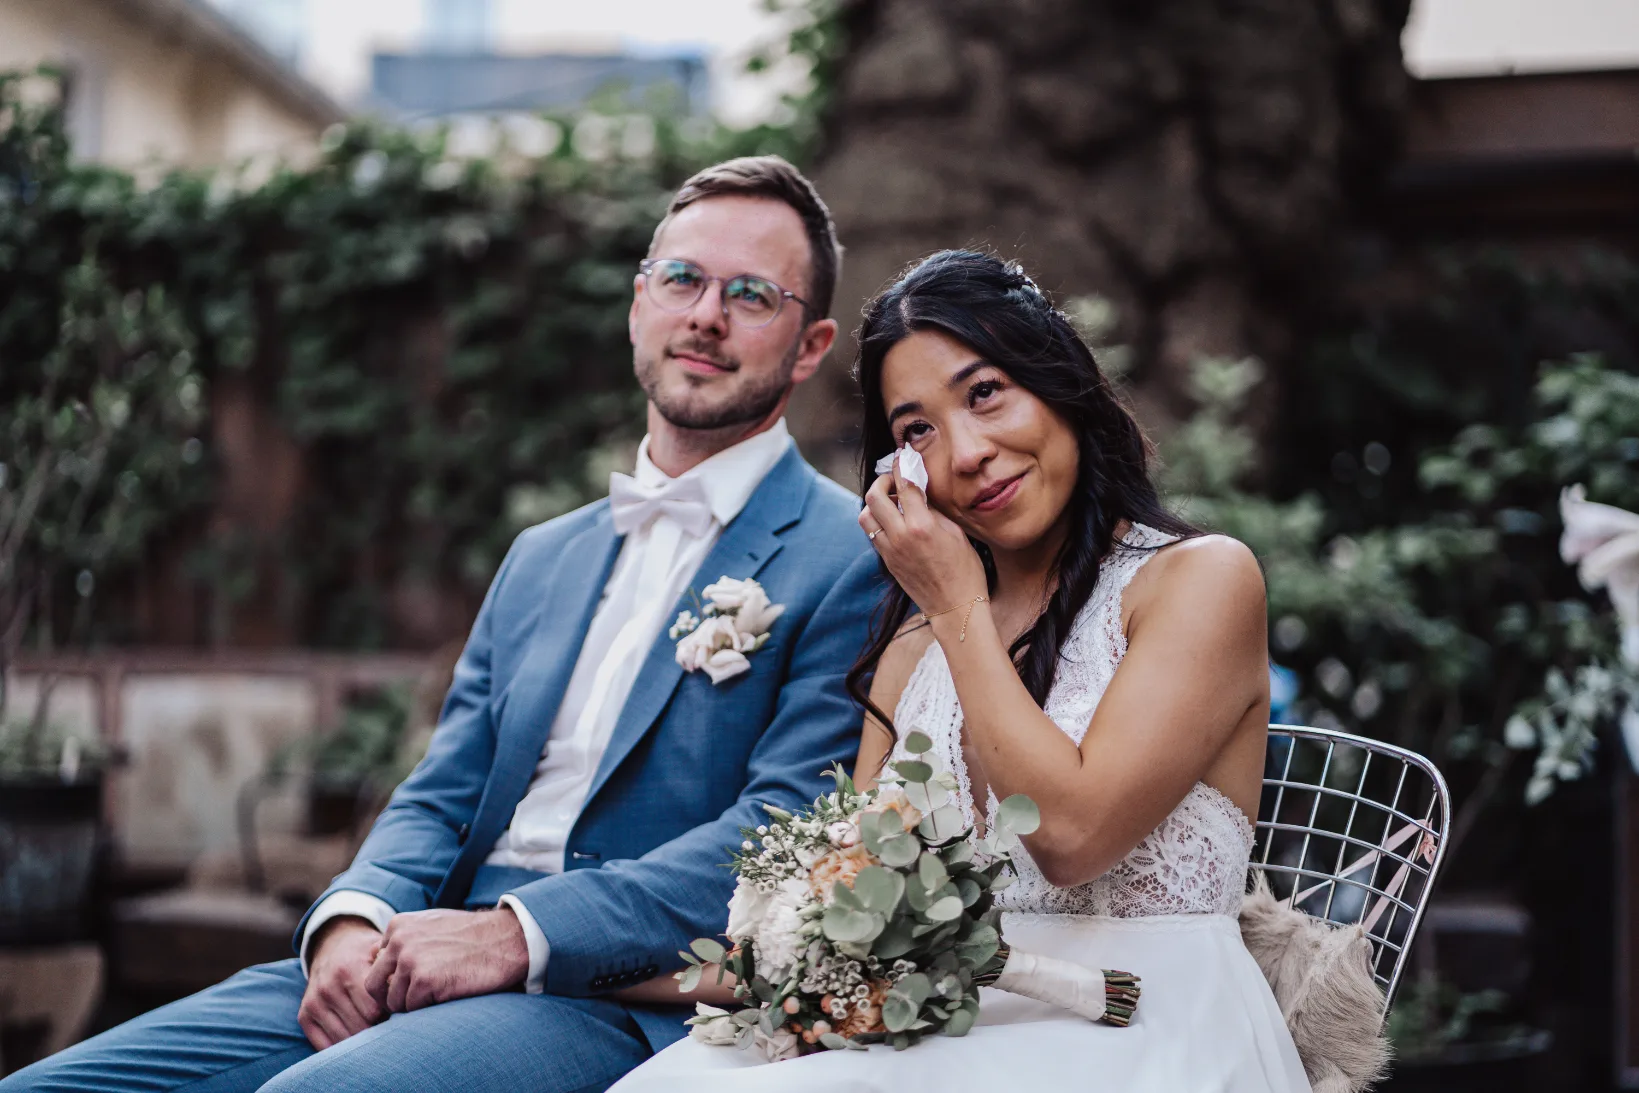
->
[1250,725,1453,1014]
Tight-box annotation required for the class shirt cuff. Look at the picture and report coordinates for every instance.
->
[498,894,549,994]
[299,890,397,977]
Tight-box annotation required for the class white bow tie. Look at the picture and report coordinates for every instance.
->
[608,472,715,537]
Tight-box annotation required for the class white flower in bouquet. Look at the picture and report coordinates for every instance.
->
[687,1006,742,1046]
[751,1025,801,1063]
[753,877,812,982]
[725,882,770,942]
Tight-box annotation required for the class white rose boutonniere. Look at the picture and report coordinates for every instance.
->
[671,576,784,685]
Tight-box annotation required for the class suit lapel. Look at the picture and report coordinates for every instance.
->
[483,510,622,840]
[582,446,814,805]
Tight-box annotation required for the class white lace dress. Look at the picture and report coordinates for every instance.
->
[612,525,1311,1093]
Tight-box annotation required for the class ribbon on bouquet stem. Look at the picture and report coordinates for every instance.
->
[975,946,1141,1027]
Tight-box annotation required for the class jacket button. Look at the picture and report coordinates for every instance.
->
[457,823,471,843]
[590,976,607,990]
[642,964,658,977]
[570,850,599,861]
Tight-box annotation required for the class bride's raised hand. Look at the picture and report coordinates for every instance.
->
[860,457,987,620]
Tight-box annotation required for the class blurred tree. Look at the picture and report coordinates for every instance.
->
[800,0,1413,479]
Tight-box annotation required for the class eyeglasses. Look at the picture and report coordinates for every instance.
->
[638,258,811,329]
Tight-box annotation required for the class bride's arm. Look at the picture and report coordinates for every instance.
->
[852,622,935,792]
[613,965,741,1005]
[862,471,1268,891]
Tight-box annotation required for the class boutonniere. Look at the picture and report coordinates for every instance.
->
[670,576,785,684]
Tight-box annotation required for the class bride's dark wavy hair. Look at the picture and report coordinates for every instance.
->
[843,250,1198,738]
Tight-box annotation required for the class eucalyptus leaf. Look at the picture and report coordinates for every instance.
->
[903,778,949,813]
[942,839,975,866]
[822,905,880,943]
[956,876,982,907]
[897,971,932,1006]
[877,833,920,868]
[994,793,1041,835]
[943,1006,977,1037]
[954,921,999,966]
[891,759,933,784]
[882,993,918,1033]
[904,730,933,754]
[677,964,703,991]
[917,851,948,891]
[689,938,726,964]
[926,895,964,922]
[859,810,887,853]
[871,915,917,958]
[852,865,905,914]
[917,805,965,842]
[830,878,866,912]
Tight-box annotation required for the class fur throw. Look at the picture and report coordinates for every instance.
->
[1239,873,1393,1093]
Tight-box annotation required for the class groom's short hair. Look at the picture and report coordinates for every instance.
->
[650,155,842,320]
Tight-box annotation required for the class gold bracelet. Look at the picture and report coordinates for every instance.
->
[919,595,988,642]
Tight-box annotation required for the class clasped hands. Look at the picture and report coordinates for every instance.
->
[298,906,529,1050]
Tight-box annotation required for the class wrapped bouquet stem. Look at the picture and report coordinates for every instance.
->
[679,733,1141,1059]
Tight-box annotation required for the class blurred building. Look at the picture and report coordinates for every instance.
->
[0,0,344,171]
[207,0,721,123]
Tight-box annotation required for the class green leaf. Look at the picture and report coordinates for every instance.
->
[918,805,966,842]
[818,1032,852,1050]
[994,794,1041,835]
[877,833,920,868]
[830,878,866,912]
[882,993,918,1033]
[677,964,703,991]
[942,840,975,866]
[822,906,881,943]
[956,877,982,907]
[925,895,964,922]
[917,851,948,891]
[858,809,887,853]
[689,938,726,964]
[903,730,933,754]
[954,921,999,967]
[891,759,933,784]
[871,915,917,959]
[852,865,905,914]
[943,1006,977,1037]
[896,972,932,1006]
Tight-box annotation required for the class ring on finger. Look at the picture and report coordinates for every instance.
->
[868,528,884,542]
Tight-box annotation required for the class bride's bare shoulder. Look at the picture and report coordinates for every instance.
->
[1124,533,1265,632]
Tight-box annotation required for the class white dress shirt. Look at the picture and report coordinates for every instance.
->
[299,420,793,994]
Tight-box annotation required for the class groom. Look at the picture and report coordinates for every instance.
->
[5,157,878,1092]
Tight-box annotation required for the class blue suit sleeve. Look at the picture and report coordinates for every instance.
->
[507,549,883,995]
[290,535,522,949]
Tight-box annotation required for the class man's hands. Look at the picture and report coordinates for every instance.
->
[299,917,387,1050]
[299,907,530,1050]
[363,907,530,1013]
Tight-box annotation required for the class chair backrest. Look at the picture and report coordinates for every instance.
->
[1250,724,1452,1013]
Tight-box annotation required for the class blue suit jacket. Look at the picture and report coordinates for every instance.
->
[294,445,881,1049]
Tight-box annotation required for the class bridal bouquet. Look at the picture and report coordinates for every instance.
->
[679,733,1140,1060]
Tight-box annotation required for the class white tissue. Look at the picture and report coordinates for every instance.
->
[873,445,929,492]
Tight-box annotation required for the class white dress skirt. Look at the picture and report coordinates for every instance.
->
[611,526,1311,1093]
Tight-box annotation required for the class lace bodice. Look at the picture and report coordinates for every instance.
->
[890,523,1255,918]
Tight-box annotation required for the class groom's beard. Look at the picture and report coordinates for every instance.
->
[637,335,801,431]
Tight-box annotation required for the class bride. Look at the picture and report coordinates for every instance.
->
[611,250,1311,1091]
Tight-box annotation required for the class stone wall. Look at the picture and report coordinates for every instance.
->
[796,0,1413,479]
